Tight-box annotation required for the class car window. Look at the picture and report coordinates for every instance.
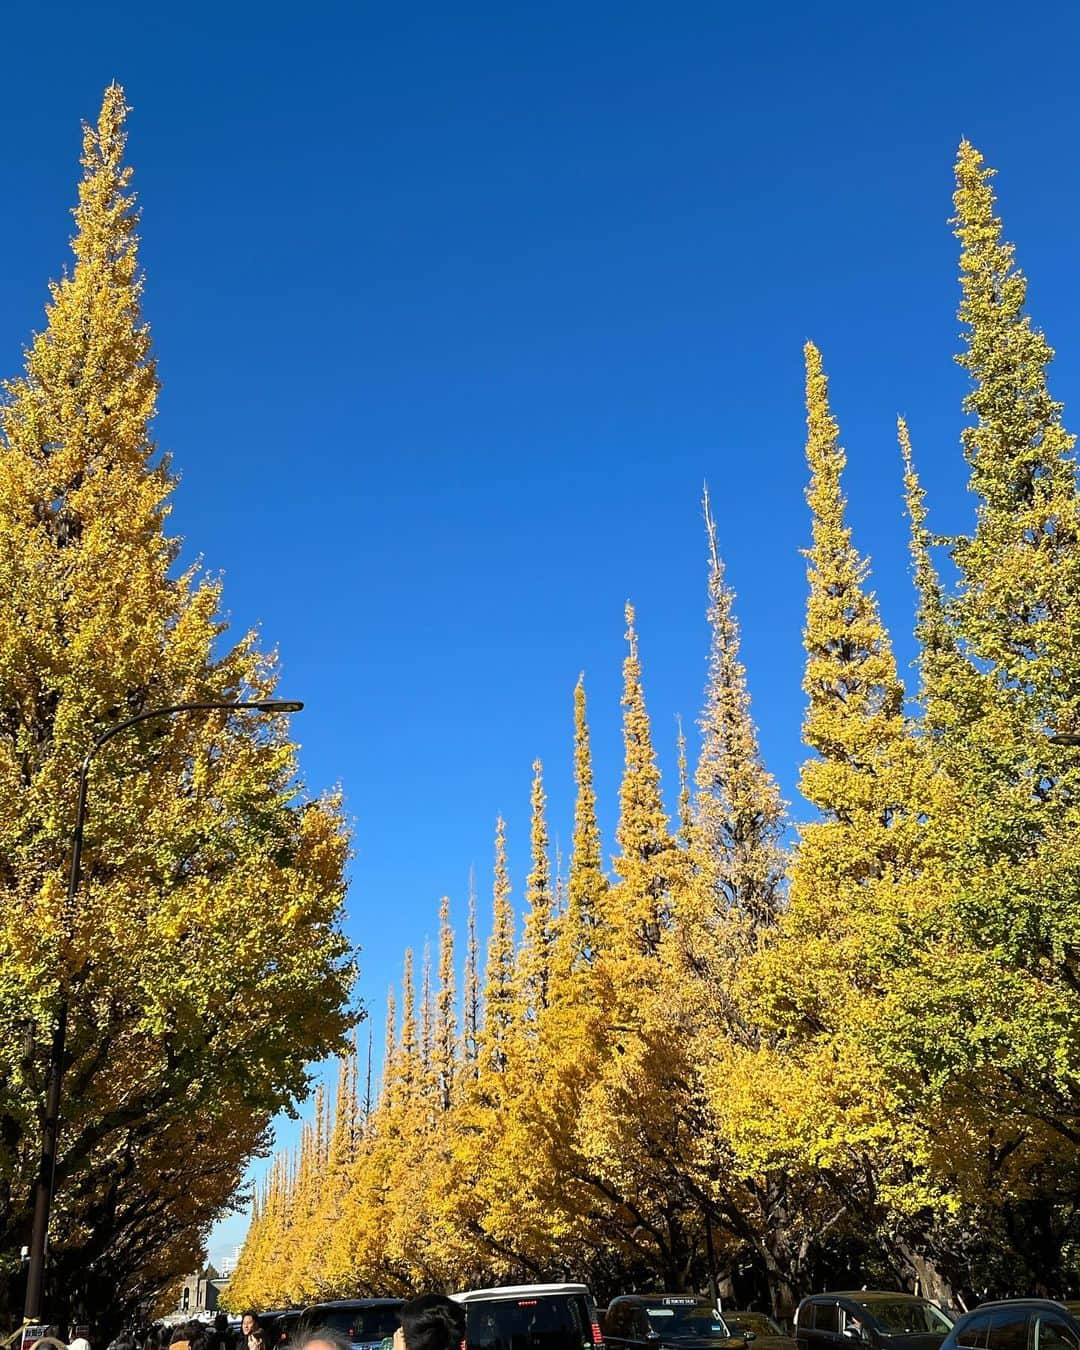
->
[986,1310,1029,1350]
[842,1312,867,1341]
[726,1316,783,1338]
[318,1309,403,1343]
[815,1307,840,1335]
[644,1307,729,1339]
[466,1296,591,1350]
[854,1303,952,1336]
[1034,1316,1080,1350]
[957,1315,991,1349]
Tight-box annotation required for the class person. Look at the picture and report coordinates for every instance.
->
[170,1323,208,1350]
[238,1318,263,1350]
[296,1299,467,1350]
[293,1331,351,1350]
[69,1331,91,1350]
[206,1317,231,1350]
[396,1295,466,1350]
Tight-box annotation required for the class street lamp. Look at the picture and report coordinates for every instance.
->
[1049,733,1080,747]
[23,698,304,1326]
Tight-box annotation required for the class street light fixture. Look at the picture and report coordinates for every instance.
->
[22,698,304,1327]
[1049,733,1080,747]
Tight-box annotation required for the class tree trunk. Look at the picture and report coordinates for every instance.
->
[891,1239,956,1311]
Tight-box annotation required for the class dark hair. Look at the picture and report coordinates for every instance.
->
[399,1295,466,1350]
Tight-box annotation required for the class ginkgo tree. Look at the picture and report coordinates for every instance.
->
[0,87,354,1325]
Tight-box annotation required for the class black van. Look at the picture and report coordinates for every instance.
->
[604,1296,742,1350]
[795,1294,952,1350]
[301,1300,404,1349]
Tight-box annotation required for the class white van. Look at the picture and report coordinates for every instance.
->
[453,1284,605,1350]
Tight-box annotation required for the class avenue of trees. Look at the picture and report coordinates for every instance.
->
[229,142,1080,1316]
[0,91,355,1324]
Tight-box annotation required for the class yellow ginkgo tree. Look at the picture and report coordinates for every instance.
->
[0,87,354,1324]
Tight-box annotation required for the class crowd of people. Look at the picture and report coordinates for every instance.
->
[103,1297,465,1350]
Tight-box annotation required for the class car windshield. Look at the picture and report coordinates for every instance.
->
[723,1316,783,1338]
[645,1307,730,1338]
[855,1304,952,1336]
[319,1309,403,1343]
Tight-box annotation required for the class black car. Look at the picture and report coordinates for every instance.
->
[939,1299,1080,1350]
[795,1293,952,1350]
[300,1301,404,1350]
[263,1313,304,1347]
[604,1296,743,1350]
[722,1313,796,1350]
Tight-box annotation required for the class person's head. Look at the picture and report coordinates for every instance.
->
[186,1324,207,1350]
[214,1318,229,1335]
[397,1295,466,1350]
[242,1319,260,1339]
[294,1329,352,1350]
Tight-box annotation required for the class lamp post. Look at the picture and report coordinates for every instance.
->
[22,698,304,1326]
[1049,733,1080,747]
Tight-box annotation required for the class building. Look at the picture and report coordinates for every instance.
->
[176,1266,222,1316]
[218,1248,242,1280]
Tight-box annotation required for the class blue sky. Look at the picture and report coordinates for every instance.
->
[4,0,1080,1270]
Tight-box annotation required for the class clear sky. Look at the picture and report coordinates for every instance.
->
[4,0,1080,1272]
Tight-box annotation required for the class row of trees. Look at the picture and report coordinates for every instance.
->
[228,141,1080,1317]
[0,91,355,1327]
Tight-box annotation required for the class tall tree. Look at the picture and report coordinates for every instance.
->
[380,987,398,1114]
[479,818,514,1077]
[420,940,435,1107]
[398,950,419,1106]
[552,676,607,996]
[951,142,1080,722]
[898,419,958,726]
[612,604,679,956]
[693,486,786,931]
[462,869,482,1073]
[435,897,457,1111]
[675,716,693,849]
[738,343,956,1302]
[0,86,352,1323]
[514,759,553,1028]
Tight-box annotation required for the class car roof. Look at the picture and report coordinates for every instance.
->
[961,1301,1070,1313]
[453,1285,591,1303]
[305,1301,403,1310]
[803,1294,930,1303]
[610,1297,713,1305]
